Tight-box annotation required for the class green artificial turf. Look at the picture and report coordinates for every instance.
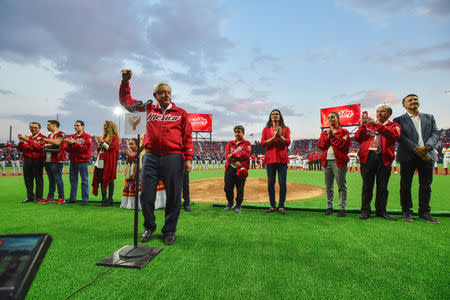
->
[0,169,449,299]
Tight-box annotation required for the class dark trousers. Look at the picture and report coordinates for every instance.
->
[360,151,392,214]
[69,161,90,202]
[224,165,246,206]
[95,168,114,203]
[45,162,64,199]
[182,171,190,205]
[266,163,288,208]
[140,153,183,236]
[400,156,433,215]
[23,159,44,201]
[314,160,321,170]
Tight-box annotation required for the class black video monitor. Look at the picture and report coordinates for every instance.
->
[0,234,52,300]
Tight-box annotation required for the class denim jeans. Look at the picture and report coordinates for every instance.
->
[45,162,64,199]
[266,163,288,208]
[69,161,89,202]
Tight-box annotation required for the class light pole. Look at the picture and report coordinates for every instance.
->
[114,106,124,135]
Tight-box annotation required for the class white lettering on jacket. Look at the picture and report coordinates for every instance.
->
[147,112,182,122]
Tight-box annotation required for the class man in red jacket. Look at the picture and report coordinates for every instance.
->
[355,105,400,220]
[36,120,66,204]
[224,125,251,213]
[17,122,46,203]
[119,69,193,245]
[64,120,93,205]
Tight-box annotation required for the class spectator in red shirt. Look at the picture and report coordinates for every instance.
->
[224,125,251,213]
[261,109,291,215]
[17,122,46,203]
[318,112,351,217]
[64,120,93,205]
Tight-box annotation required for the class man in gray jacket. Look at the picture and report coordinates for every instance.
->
[393,94,439,224]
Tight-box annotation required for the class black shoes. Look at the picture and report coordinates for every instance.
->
[337,209,346,217]
[359,211,370,220]
[377,213,398,221]
[224,204,233,211]
[21,198,34,203]
[81,201,88,206]
[140,230,152,243]
[402,212,413,222]
[183,204,192,212]
[418,214,440,224]
[278,208,286,215]
[163,235,176,245]
[234,205,242,213]
[266,207,277,213]
[325,208,333,215]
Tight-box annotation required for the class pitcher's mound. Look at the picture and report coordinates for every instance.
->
[190,177,325,203]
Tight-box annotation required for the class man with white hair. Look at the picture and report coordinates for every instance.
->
[355,104,400,221]
[120,69,193,245]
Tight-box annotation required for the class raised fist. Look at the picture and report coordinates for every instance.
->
[121,69,132,82]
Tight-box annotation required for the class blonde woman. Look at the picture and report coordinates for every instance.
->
[92,120,120,207]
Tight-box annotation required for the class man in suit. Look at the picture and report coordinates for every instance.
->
[355,104,400,221]
[393,94,440,224]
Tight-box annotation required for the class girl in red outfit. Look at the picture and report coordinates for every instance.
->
[317,112,351,217]
[121,138,141,210]
[92,121,120,207]
[261,109,291,215]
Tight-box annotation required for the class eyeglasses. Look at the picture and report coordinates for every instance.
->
[74,125,82,127]
[157,90,171,96]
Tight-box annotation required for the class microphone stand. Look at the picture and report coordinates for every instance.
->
[97,100,163,269]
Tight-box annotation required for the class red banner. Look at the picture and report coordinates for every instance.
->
[320,104,361,128]
[188,114,212,132]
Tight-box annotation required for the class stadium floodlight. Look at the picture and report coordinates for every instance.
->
[114,106,124,116]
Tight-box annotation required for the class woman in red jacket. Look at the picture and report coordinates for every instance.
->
[317,112,351,217]
[261,109,291,215]
[92,120,120,207]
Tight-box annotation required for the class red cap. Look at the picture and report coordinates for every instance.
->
[236,167,248,179]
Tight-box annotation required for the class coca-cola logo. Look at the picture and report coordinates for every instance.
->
[338,109,354,119]
[190,117,208,126]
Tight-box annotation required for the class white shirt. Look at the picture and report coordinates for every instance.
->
[94,142,110,169]
[327,145,336,160]
[408,113,424,147]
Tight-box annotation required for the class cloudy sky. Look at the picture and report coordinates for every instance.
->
[1,0,449,142]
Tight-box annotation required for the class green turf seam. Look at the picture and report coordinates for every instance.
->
[212,203,450,216]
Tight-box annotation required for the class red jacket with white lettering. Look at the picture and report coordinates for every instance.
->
[354,121,401,166]
[18,133,46,161]
[317,127,351,168]
[119,81,193,160]
[66,131,93,163]
[225,139,251,171]
[261,126,291,164]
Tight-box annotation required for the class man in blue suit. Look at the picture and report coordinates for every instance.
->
[393,94,440,224]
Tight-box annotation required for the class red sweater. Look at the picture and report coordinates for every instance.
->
[225,139,251,170]
[354,121,401,166]
[317,127,351,168]
[119,81,193,160]
[66,131,93,163]
[17,133,46,161]
[261,126,291,164]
